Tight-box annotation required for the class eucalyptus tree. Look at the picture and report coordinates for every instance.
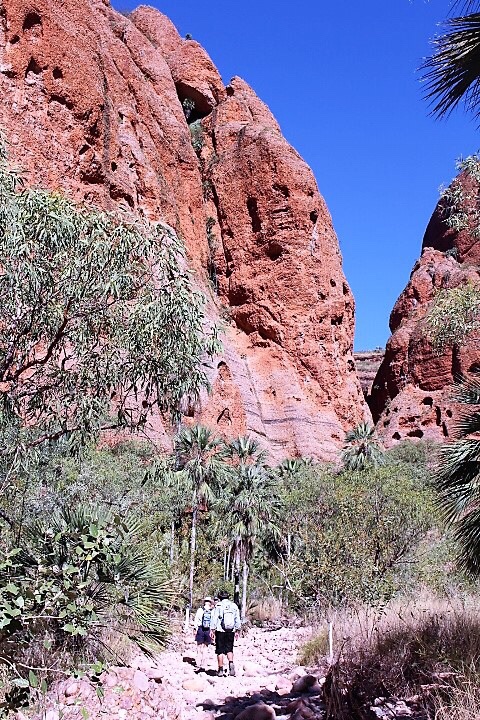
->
[0,131,218,527]
[435,372,480,575]
[174,425,231,612]
[341,423,385,472]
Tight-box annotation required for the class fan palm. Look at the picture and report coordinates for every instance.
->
[218,464,281,620]
[223,436,268,605]
[435,373,480,575]
[174,425,230,611]
[341,422,385,472]
[422,2,480,120]
[227,436,267,466]
[0,506,173,666]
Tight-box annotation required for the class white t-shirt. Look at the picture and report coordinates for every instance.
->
[194,606,213,629]
[210,599,241,632]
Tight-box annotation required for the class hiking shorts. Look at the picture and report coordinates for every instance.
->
[215,630,235,656]
[195,627,212,645]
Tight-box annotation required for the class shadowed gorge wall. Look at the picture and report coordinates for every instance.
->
[371,168,480,445]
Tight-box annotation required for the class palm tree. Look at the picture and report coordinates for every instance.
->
[276,457,311,561]
[341,423,385,472]
[174,425,230,613]
[227,435,268,466]
[224,436,267,604]
[218,464,280,620]
[435,372,480,575]
[422,2,480,120]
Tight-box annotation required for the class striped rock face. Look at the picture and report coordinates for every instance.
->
[0,0,368,460]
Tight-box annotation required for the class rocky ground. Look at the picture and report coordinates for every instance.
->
[28,626,328,720]
[24,625,424,720]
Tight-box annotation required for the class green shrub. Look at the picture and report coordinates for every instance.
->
[0,507,172,713]
[0,131,216,464]
[298,629,330,666]
[279,462,434,610]
[189,120,204,154]
[423,282,480,351]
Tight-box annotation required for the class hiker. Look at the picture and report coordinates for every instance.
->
[210,589,241,677]
[193,596,213,670]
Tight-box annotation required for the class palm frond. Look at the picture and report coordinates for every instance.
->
[452,1,480,15]
[455,409,480,438]
[453,372,480,404]
[452,505,480,575]
[342,423,385,472]
[422,14,480,119]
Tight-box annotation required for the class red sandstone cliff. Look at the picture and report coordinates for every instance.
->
[370,168,480,445]
[0,0,368,460]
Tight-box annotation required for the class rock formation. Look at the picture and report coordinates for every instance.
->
[354,349,384,400]
[0,0,368,460]
[370,166,480,446]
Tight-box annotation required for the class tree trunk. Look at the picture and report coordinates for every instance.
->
[241,558,249,621]
[170,520,175,566]
[225,544,231,582]
[233,542,241,607]
[189,498,197,612]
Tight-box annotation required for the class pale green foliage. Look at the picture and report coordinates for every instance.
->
[457,153,480,183]
[438,156,480,236]
[189,120,204,154]
[423,283,480,351]
[0,135,216,463]
[439,180,470,232]
[280,463,433,609]
[435,372,480,576]
[341,422,385,471]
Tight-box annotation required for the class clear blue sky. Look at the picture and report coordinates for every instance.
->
[113,0,479,350]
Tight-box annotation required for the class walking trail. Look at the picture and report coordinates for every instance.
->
[37,626,328,720]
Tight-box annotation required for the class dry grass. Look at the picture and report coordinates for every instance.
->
[301,593,480,719]
[298,628,330,666]
[247,596,283,624]
[433,680,480,720]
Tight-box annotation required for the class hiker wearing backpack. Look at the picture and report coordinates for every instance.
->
[209,589,241,677]
[193,596,213,670]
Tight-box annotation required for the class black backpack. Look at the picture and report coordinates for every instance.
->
[202,608,212,630]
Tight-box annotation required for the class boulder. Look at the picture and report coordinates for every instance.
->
[182,677,208,692]
[291,674,322,694]
[133,670,149,692]
[235,703,276,720]
[275,676,291,690]
[146,667,163,682]
[243,661,269,677]
[371,168,480,445]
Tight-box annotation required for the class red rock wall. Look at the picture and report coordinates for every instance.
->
[0,0,368,461]
[370,170,480,446]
